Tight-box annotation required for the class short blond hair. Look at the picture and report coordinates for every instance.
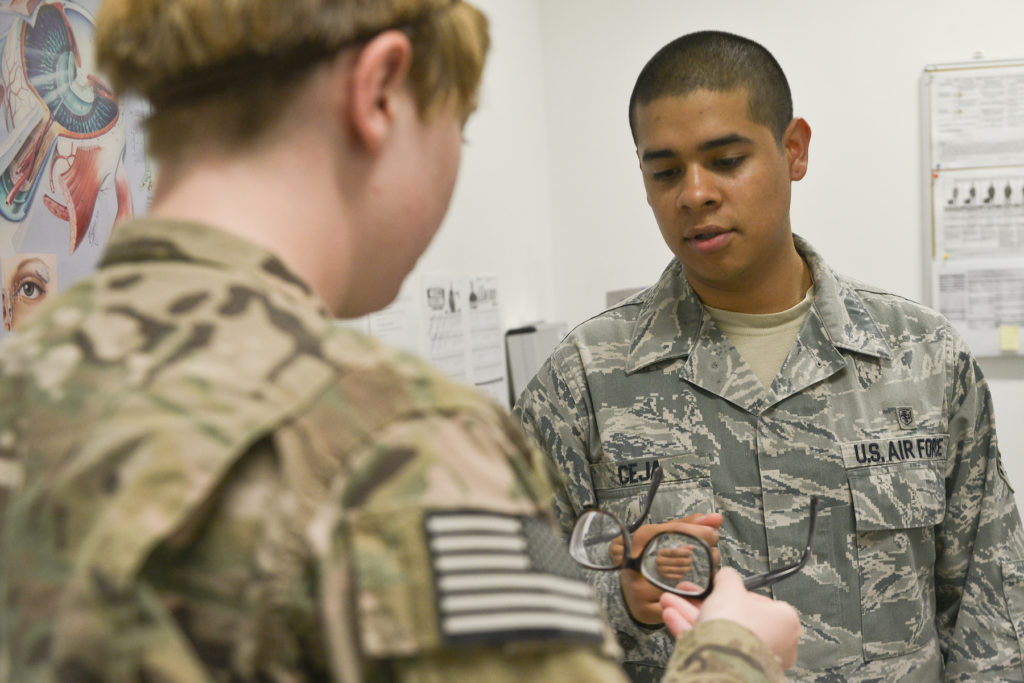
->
[95,0,489,161]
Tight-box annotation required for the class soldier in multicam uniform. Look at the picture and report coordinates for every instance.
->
[0,4,801,682]
[515,30,1024,683]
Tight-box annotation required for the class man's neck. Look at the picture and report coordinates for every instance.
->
[689,246,812,314]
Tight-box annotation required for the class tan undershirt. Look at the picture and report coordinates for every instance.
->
[704,286,815,389]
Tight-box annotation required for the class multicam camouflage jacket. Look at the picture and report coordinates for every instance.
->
[516,235,1024,682]
[0,218,785,683]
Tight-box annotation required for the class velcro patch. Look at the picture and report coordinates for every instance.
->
[894,406,916,429]
[0,458,24,490]
[424,511,604,646]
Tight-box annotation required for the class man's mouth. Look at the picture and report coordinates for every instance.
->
[687,227,730,242]
[685,227,733,253]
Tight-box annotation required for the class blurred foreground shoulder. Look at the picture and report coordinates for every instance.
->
[311,336,627,679]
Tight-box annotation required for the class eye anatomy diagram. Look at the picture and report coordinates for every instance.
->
[1,251,53,330]
[0,0,150,333]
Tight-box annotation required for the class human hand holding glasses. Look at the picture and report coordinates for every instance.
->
[569,467,812,667]
[607,505,723,624]
[659,567,802,669]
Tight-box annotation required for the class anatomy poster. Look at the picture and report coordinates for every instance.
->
[0,0,151,336]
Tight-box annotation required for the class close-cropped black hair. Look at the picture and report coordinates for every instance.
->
[628,30,793,143]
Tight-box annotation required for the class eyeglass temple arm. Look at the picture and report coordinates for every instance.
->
[741,496,820,591]
[626,466,664,533]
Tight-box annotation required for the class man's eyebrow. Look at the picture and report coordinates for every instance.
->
[699,133,753,151]
[640,133,754,163]
[640,149,677,163]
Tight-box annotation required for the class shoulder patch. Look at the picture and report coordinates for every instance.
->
[424,511,604,646]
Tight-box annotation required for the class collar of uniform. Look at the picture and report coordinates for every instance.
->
[625,258,703,373]
[100,217,329,314]
[794,235,892,360]
[625,235,891,373]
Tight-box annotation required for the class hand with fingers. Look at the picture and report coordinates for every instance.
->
[653,542,696,581]
[660,567,801,669]
[619,512,721,625]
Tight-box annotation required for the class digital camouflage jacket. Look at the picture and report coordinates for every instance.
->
[516,235,1024,682]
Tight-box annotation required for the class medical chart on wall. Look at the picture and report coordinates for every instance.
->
[0,0,152,337]
[464,275,507,405]
[924,60,1024,356]
[338,272,511,408]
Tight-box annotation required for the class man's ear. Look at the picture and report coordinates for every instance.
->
[782,117,811,181]
[345,31,413,152]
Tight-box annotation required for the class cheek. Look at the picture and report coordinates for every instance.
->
[642,178,661,208]
[759,178,792,219]
[650,196,680,233]
[427,122,460,193]
[655,214,684,254]
[730,172,779,221]
[442,143,461,197]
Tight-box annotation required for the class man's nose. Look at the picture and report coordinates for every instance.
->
[676,167,720,211]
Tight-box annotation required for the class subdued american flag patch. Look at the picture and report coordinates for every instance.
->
[424,510,604,646]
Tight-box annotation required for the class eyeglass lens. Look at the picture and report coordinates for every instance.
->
[639,531,714,595]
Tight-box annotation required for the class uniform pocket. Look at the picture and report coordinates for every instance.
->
[1001,559,1024,668]
[842,436,947,661]
[589,453,713,527]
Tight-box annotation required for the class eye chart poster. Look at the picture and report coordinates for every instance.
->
[0,0,152,336]
[924,60,1024,356]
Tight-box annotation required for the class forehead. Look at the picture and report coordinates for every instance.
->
[633,88,770,151]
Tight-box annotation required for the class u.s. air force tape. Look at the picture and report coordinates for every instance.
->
[841,434,949,468]
[424,511,604,646]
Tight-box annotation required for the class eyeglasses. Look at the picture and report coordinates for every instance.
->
[568,466,820,599]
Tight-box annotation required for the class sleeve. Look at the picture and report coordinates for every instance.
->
[513,348,676,663]
[387,620,784,683]
[937,332,1024,680]
[663,620,785,683]
[6,436,308,682]
[308,406,628,682]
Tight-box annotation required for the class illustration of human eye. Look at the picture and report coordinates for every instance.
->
[13,271,47,301]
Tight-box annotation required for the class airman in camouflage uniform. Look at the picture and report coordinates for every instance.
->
[0,217,792,682]
[0,4,796,682]
[516,31,1024,682]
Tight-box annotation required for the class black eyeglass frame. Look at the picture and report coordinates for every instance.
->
[569,465,820,599]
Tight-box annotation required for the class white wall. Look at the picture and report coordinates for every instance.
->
[434,0,1024,503]
[413,0,558,329]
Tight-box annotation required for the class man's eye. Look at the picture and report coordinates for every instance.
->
[714,156,745,170]
[652,168,679,181]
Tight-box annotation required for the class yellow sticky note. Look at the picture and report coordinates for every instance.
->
[1000,325,1020,352]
